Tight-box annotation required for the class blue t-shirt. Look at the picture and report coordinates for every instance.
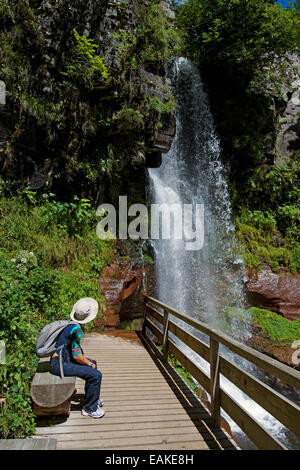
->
[55,323,83,363]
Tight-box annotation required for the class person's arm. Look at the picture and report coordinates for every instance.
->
[73,353,96,368]
[71,325,96,368]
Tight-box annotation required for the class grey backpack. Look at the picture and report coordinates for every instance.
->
[35,319,78,378]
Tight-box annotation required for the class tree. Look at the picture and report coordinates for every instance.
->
[176,0,299,78]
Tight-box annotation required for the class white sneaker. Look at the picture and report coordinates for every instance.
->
[81,406,105,418]
[98,398,104,407]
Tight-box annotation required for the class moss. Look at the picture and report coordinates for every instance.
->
[143,253,154,265]
[118,318,144,331]
[249,307,300,343]
[235,205,300,273]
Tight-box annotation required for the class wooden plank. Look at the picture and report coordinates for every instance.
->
[168,320,210,362]
[57,433,210,450]
[147,304,164,325]
[219,355,300,438]
[95,387,190,395]
[97,388,196,396]
[90,373,165,378]
[210,338,220,427]
[90,387,193,396]
[73,402,202,414]
[44,425,200,442]
[71,395,197,406]
[71,400,200,413]
[145,317,163,342]
[38,411,208,429]
[145,295,212,336]
[111,442,209,450]
[220,390,287,450]
[162,310,170,360]
[36,418,209,435]
[75,391,196,402]
[65,409,207,424]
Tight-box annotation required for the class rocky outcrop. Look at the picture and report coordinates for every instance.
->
[246,324,300,370]
[139,68,176,158]
[98,258,153,328]
[246,266,300,321]
[275,55,300,158]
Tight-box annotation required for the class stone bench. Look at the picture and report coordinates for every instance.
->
[30,358,76,416]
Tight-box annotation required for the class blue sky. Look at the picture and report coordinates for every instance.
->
[276,0,296,7]
[176,0,296,6]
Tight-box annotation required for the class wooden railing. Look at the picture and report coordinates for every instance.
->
[142,295,300,450]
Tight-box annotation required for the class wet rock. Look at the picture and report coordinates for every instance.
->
[98,258,152,328]
[246,266,300,321]
[275,55,300,158]
[139,69,176,157]
[246,325,300,369]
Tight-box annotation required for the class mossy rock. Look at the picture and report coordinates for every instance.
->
[249,307,300,343]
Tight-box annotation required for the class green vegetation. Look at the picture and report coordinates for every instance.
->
[135,0,183,73]
[175,0,300,275]
[0,183,115,438]
[233,158,300,273]
[65,29,110,82]
[168,353,198,393]
[0,0,180,203]
[176,0,299,93]
[250,307,300,342]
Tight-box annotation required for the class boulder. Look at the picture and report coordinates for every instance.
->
[245,266,300,321]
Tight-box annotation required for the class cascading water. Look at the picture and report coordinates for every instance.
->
[148,57,245,332]
[147,57,298,449]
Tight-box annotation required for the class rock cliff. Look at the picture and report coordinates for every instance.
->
[0,0,178,203]
[246,266,300,321]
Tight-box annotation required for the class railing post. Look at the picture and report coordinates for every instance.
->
[162,309,170,361]
[142,295,147,338]
[210,337,220,428]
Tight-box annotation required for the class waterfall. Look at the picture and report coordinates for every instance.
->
[148,57,245,332]
[147,57,297,449]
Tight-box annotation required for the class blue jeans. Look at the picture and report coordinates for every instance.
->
[50,357,102,412]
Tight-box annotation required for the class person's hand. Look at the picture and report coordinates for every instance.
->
[88,358,97,369]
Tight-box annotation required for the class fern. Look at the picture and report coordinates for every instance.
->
[73,29,109,80]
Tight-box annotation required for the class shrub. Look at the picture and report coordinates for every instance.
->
[0,189,114,437]
[0,249,105,438]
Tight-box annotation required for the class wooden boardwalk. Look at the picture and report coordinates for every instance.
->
[35,332,236,450]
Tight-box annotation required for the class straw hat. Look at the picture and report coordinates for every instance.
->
[70,297,98,324]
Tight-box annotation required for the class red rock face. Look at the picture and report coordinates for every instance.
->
[98,259,153,328]
[246,267,300,321]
